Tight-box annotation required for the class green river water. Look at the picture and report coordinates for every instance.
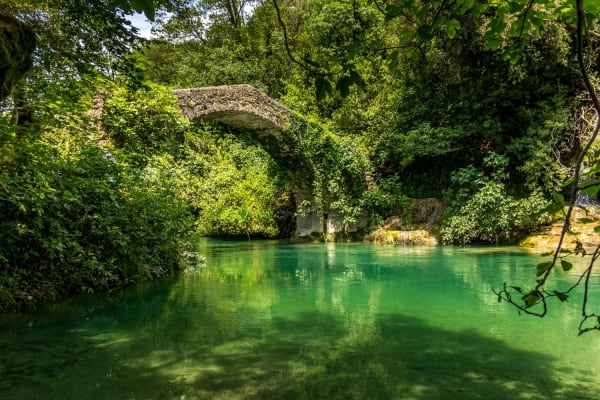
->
[1,240,600,399]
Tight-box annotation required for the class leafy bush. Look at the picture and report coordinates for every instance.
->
[102,83,188,166]
[441,182,550,244]
[360,177,409,228]
[0,128,193,311]
[285,116,369,231]
[154,124,286,238]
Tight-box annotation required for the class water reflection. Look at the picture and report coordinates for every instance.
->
[1,240,600,399]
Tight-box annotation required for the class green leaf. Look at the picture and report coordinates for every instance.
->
[415,4,430,17]
[471,3,489,17]
[398,30,414,45]
[417,24,433,41]
[582,179,600,196]
[315,77,332,101]
[510,286,522,293]
[536,261,553,277]
[544,203,563,214]
[446,19,461,39]
[488,17,506,36]
[561,177,575,188]
[404,47,418,60]
[594,225,600,233]
[560,260,573,272]
[578,218,595,224]
[522,291,541,307]
[455,0,475,15]
[552,192,565,204]
[553,290,569,302]
[386,4,401,16]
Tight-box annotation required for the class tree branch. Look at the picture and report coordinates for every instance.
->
[270,0,331,76]
[497,0,600,327]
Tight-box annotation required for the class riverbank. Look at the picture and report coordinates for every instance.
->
[521,207,600,253]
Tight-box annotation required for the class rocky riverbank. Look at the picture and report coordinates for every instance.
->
[520,207,600,253]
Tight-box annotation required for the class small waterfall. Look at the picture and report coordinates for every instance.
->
[575,189,600,206]
[575,162,600,206]
[575,173,600,207]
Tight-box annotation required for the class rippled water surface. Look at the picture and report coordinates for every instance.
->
[2,240,600,399]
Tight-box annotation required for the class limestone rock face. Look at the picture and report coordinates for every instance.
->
[409,198,444,226]
[381,198,444,230]
[521,207,600,253]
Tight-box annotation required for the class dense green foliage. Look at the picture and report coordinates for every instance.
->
[103,85,289,238]
[0,104,193,311]
[440,152,551,244]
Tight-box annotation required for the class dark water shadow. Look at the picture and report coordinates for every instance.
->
[224,312,592,400]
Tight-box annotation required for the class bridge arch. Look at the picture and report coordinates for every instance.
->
[173,85,312,182]
[174,84,329,237]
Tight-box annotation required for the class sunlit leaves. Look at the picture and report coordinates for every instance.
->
[445,19,460,39]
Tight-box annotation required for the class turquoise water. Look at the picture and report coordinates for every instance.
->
[1,240,600,399]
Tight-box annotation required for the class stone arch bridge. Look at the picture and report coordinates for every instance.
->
[173,84,353,238]
[173,85,312,190]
